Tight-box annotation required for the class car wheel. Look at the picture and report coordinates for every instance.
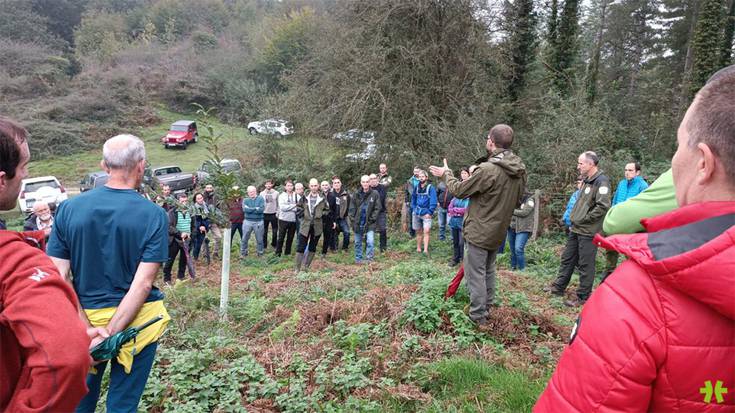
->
[183,141,188,150]
[194,134,198,143]
[249,128,257,135]
[275,132,282,138]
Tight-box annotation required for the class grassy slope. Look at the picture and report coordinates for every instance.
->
[122,231,596,413]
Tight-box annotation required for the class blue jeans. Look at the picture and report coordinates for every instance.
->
[241,220,264,256]
[354,230,374,262]
[437,207,448,240]
[335,218,351,250]
[507,229,531,270]
[76,342,158,413]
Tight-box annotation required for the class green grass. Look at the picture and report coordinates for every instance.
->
[414,357,548,413]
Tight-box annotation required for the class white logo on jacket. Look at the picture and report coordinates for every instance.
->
[599,186,609,195]
[584,187,591,194]
[28,268,49,282]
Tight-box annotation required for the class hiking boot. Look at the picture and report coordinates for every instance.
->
[543,285,564,296]
[304,252,315,270]
[474,320,492,334]
[294,252,304,273]
[564,297,587,307]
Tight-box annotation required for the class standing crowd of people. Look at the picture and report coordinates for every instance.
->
[1,64,733,412]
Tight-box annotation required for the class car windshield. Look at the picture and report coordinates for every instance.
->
[222,161,240,172]
[25,180,59,192]
[155,167,181,176]
[170,125,189,132]
[94,175,109,187]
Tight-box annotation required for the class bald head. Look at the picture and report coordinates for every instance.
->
[102,134,146,171]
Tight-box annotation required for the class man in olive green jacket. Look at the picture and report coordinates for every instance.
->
[295,179,329,272]
[546,151,611,306]
[430,124,526,329]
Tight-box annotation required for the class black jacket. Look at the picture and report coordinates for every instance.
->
[349,189,381,232]
[168,208,194,243]
[332,189,351,220]
[323,190,337,222]
[437,181,453,209]
[371,184,387,213]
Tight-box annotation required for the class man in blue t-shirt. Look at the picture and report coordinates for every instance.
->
[47,134,169,413]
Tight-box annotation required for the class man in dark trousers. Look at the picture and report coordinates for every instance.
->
[350,175,381,264]
[545,151,611,307]
[321,180,337,256]
[369,173,389,252]
[430,124,526,331]
[331,176,352,251]
[163,192,192,284]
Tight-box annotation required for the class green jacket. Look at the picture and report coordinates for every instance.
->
[297,193,329,237]
[570,170,611,237]
[510,195,535,234]
[444,149,526,250]
[348,189,381,233]
[602,168,677,235]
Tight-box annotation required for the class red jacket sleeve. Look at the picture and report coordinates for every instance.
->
[534,261,667,412]
[0,233,91,412]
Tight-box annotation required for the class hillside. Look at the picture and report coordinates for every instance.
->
[124,232,584,412]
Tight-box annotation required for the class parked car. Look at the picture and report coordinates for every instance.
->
[18,176,68,213]
[143,165,196,193]
[161,120,198,149]
[247,119,293,136]
[332,129,376,143]
[345,143,378,162]
[334,129,378,162]
[196,158,242,183]
[79,171,109,192]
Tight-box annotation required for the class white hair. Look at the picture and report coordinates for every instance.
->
[360,175,370,182]
[103,134,145,170]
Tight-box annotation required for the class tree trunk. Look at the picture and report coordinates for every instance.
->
[585,0,609,104]
[678,0,701,114]
[722,0,735,65]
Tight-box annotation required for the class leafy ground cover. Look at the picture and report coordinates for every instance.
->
[90,231,603,412]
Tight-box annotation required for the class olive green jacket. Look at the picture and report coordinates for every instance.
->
[297,193,329,237]
[510,196,535,234]
[570,169,611,237]
[444,149,526,250]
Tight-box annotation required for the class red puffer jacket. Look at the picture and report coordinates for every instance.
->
[0,230,91,412]
[535,202,735,412]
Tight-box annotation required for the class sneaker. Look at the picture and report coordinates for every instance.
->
[564,297,586,307]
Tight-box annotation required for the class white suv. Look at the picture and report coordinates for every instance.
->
[18,176,68,213]
[247,119,293,136]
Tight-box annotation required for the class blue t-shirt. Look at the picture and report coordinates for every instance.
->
[47,186,168,309]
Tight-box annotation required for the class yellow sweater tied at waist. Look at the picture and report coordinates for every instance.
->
[85,300,170,374]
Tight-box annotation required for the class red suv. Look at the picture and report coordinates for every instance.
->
[162,120,198,149]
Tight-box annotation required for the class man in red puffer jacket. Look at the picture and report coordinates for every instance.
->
[535,65,735,412]
[0,116,92,412]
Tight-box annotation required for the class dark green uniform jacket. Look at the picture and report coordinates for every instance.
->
[570,169,611,237]
[444,149,527,250]
[510,195,535,234]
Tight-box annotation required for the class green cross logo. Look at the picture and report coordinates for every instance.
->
[700,380,728,404]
